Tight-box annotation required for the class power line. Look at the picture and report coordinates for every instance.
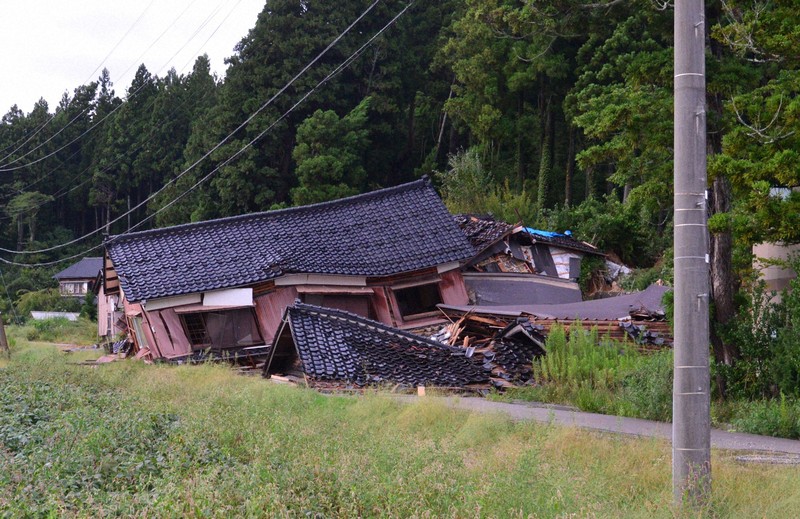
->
[0,1,232,172]
[0,1,235,216]
[0,0,158,165]
[0,0,415,269]
[0,0,385,258]
[0,84,219,223]
[134,1,415,235]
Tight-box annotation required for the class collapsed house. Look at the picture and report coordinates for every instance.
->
[102,178,475,361]
[438,283,672,349]
[455,214,605,305]
[265,302,490,389]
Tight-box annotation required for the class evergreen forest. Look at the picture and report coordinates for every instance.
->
[1,1,800,403]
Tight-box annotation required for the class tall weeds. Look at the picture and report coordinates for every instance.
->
[534,323,638,390]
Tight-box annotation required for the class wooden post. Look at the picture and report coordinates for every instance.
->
[0,312,10,358]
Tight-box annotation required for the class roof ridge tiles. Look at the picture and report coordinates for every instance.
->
[107,177,431,244]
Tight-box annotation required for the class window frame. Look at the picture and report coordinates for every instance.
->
[391,281,444,321]
[178,307,264,350]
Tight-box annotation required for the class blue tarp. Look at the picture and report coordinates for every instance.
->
[523,227,567,238]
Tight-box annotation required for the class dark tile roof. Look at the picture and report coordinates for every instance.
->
[454,215,603,257]
[106,179,474,302]
[453,214,514,252]
[266,302,489,387]
[53,257,103,280]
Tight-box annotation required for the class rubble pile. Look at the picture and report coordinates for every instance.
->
[430,313,547,388]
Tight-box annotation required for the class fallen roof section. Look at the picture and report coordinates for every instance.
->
[462,272,583,306]
[264,302,490,388]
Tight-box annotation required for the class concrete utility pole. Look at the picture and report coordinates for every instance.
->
[673,0,711,506]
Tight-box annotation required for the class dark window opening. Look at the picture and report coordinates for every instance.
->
[394,283,442,319]
[180,308,263,350]
[302,294,372,319]
[182,313,210,346]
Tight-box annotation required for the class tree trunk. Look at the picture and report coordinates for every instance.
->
[707,25,739,396]
[517,91,525,190]
[709,176,738,360]
[16,219,24,250]
[536,96,553,221]
[565,126,575,207]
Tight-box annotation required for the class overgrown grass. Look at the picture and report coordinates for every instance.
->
[502,323,800,439]
[0,337,798,517]
[7,316,98,345]
[505,324,674,422]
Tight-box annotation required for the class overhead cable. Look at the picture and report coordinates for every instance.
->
[0,0,384,257]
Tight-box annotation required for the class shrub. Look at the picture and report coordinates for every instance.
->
[16,288,81,320]
[25,317,96,344]
[543,196,665,268]
[730,396,800,439]
[621,350,674,422]
[719,276,800,400]
[534,324,638,391]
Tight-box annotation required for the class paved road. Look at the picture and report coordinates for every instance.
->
[398,395,800,457]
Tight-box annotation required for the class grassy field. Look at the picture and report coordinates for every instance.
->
[0,332,798,517]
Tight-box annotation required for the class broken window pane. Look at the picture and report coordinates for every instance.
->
[394,283,442,318]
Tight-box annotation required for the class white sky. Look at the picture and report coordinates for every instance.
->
[1,0,266,114]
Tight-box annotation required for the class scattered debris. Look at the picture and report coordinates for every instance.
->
[619,321,666,347]
[429,312,546,387]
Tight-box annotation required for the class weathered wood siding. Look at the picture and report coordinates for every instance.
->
[439,270,469,306]
[254,287,299,345]
[148,308,192,359]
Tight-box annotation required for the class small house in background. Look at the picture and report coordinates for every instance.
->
[53,257,103,298]
[103,178,475,362]
[455,215,605,305]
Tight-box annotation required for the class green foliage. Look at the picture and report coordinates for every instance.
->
[619,253,674,292]
[730,396,800,439]
[80,290,97,322]
[620,350,674,422]
[544,196,664,267]
[290,97,371,205]
[578,254,606,294]
[519,325,674,421]
[437,149,539,225]
[16,289,81,318]
[719,269,800,400]
[534,324,638,391]
[24,317,96,343]
[0,363,229,514]
[436,148,493,214]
